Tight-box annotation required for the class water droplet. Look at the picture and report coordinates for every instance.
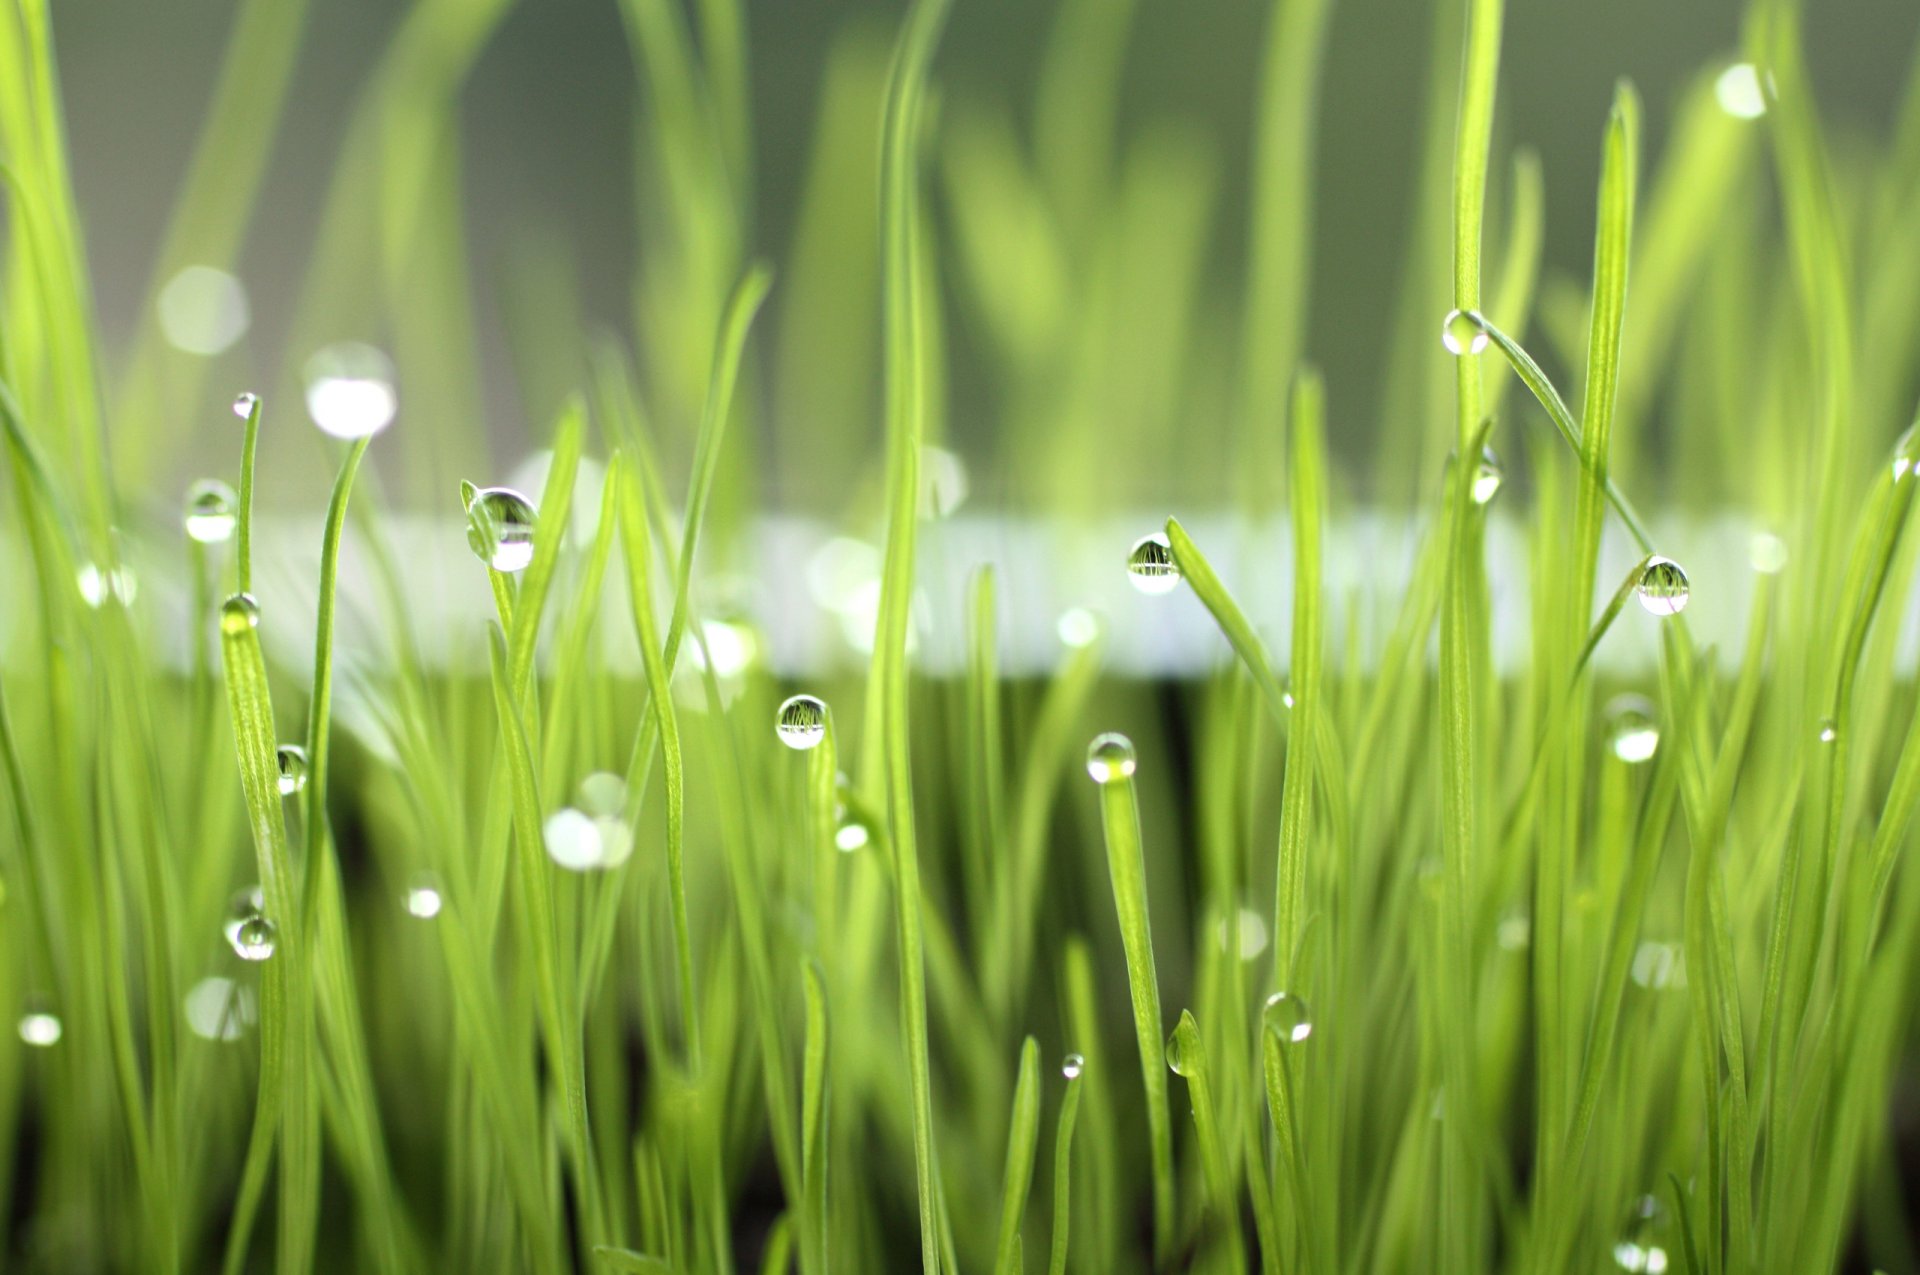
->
[185,976,256,1041]
[776,695,828,751]
[594,817,634,869]
[1748,531,1787,575]
[834,814,872,852]
[1613,1193,1670,1272]
[232,391,259,420]
[1817,718,1837,744]
[184,479,238,544]
[1714,62,1767,120]
[230,913,277,962]
[1630,941,1684,990]
[1061,1052,1085,1081]
[1057,607,1101,649]
[920,446,969,518]
[1635,557,1690,617]
[220,592,260,635]
[1262,991,1313,1044]
[463,486,538,572]
[17,1011,61,1047]
[404,872,443,919]
[1896,425,1920,482]
[1442,308,1491,356]
[1126,533,1181,594]
[1470,446,1503,505]
[158,265,250,356]
[690,619,758,679]
[1165,1012,1202,1078]
[275,744,308,796]
[1497,913,1531,951]
[1605,695,1660,764]
[544,808,605,872]
[223,885,265,949]
[1211,907,1269,960]
[304,342,396,438]
[1085,732,1137,784]
[577,772,628,818]
[77,561,139,609]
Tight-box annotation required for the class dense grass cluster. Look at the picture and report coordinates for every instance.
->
[2,0,1920,1271]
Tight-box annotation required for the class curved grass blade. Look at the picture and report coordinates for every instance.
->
[1166,1011,1244,1270]
[1274,369,1326,986]
[1045,1051,1083,1275]
[991,1036,1042,1275]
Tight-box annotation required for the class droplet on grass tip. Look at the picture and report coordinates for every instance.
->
[404,873,443,919]
[1057,607,1101,648]
[776,695,828,751]
[1604,695,1659,764]
[229,913,277,962]
[463,486,538,572]
[1635,557,1690,617]
[1748,531,1787,575]
[544,808,605,872]
[1817,718,1837,744]
[184,479,238,544]
[1085,732,1136,784]
[223,886,264,950]
[1441,308,1490,355]
[304,342,396,439]
[1470,446,1503,505]
[1126,533,1181,594]
[1061,1053,1085,1080]
[1262,991,1313,1044]
[232,391,259,420]
[220,593,260,635]
[834,814,872,852]
[1165,1013,1202,1078]
[1714,62,1766,120]
[275,744,308,796]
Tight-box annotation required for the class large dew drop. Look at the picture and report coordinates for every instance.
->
[1441,308,1490,356]
[304,342,396,439]
[230,913,277,962]
[232,391,259,420]
[17,1011,61,1048]
[1470,446,1503,505]
[1061,1052,1085,1081]
[463,486,538,572]
[1165,1012,1202,1078]
[220,593,260,635]
[1085,732,1136,784]
[1635,557,1690,617]
[184,479,238,544]
[275,744,309,796]
[404,872,444,919]
[776,695,828,751]
[1262,991,1313,1044]
[1126,533,1181,595]
[1604,695,1659,764]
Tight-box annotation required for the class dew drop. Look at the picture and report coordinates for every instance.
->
[158,265,249,356]
[1630,941,1684,990]
[1748,531,1787,575]
[1470,446,1503,505]
[185,976,256,1041]
[1165,1012,1202,1078]
[1613,1193,1670,1272]
[17,1010,61,1048]
[223,886,265,950]
[404,872,444,919]
[184,479,238,544]
[1715,62,1766,120]
[232,391,259,420]
[1604,694,1660,764]
[463,486,538,572]
[220,592,260,635]
[1211,907,1269,960]
[1056,607,1101,649]
[304,342,396,439]
[1497,913,1531,951]
[776,694,828,751]
[1126,533,1181,595]
[577,772,628,819]
[275,744,308,796]
[1441,308,1490,356]
[1061,1052,1085,1081]
[1262,991,1313,1044]
[834,814,872,852]
[1817,718,1837,744]
[230,913,277,962]
[77,562,138,609]
[544,808,604,872]
[1085,732,1136,784]
[1635,557,1690,617]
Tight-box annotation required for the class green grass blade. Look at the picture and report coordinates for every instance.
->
[991,1036,1042,1275]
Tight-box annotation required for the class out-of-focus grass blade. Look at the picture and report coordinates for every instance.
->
[800,960,830,1275]
[1274,369,1326,984]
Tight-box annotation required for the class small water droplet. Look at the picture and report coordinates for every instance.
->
[1630,941,1684,990]
[1497,912,1531,951]
[230,913,277,962]
[1715,62,1767,120]
[1262,991,1313,1044]
[1470,446,1503,505]
[1057,607,1101,648]
[184,479,238,543]
[1635,557,1690,617]
[1895,426,1920,481]
[1613,1193,1670,1272]
[17,1009,61,1047]
[223,886,265,950]
[1605,694,1660,764]
[232,391,259,420]
[304,342,396,438]
[577,772,628,818]
[404,872,444,919]
[1748,531,1787,575]
[690,618,758,679]
[185,976,256,1041]
[159,266,249,355]
[1165,1012,1201,1078]
[544,808,605,871]
[1061,1052,1085,1081]
[1126,533,1181,595]
[275,744,308,796]
[220,592,260,635]
[920,446,969,518]
[1211,907,1269,960]
[77,562,138,609]
[463,486,538,572]
[834,814,872,852]
[1817,718,1837,744]
[1441,308,1490,356]
[1085,732,1137,784]
[776,694,828,751]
